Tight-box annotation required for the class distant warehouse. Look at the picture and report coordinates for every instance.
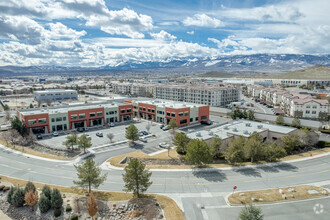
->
[34,89,78,102]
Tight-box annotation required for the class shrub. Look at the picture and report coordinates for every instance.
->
[320,130,330,134]
[317,141,330,148]
[39,194,51,213]
[7,186,15,204]
[42,185,52,201]
[11,188,25,207]
[54,208,61,217]
[24,181,36,194]
[71,214,78,220]
[66,205,72,212]
[51,188,63,209]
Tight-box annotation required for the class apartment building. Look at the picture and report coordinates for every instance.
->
[34,89,78,102]
[154,84,240,107]
[130,100,209,127]
[112,82,155,97]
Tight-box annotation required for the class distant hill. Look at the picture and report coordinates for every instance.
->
[244,65,330,80]
[199,71,235,78]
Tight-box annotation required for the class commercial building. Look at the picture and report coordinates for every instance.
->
[130,100,209,127]
[154,84,240,107]
[34,89,78,102]
[17,99,210,133]
[188,119,297,145]
[17,102,133,133]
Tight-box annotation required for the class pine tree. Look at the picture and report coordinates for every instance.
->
[39,194,51,213]
[291,117,301,128]
[7,186,15,204]
[209,135,222,158]
[244,132,264,163]
[185,139,213,166]
[87,191,98,218]
[77,134,92,154]
[125,124,139,144]
[225,136,246,164]
[275,115,285,125]
[173,132,190,154]
[42,185,52,201]
[122,158,152,198]
[11,188,25,207]
[25,189,39,211]
[73,158,107,192]
[51,188,63,209]
[63,133,78,152]
[24,181,36,194]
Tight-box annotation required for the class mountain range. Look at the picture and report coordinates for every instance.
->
[0,54,329,77]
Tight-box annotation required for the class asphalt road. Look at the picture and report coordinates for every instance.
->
[1,144,330,219]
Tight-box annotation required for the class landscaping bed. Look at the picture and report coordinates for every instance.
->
[228,185,329,205]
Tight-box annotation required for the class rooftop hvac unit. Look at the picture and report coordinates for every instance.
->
[233,128,238,132]
[245,123,251,127]
[224,126,229,130]
[208,131,213,136]
[196,132,201,137]
[243,130,249,135]
[257,125,263,129]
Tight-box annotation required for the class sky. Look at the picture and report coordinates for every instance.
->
[0,0,329,67]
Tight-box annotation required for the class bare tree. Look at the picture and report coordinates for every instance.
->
[37,100,43,108]
[8,129,21,149]
[145,122,151,133]
[46,99,52,106]
[87,191,98,218]
[107,133,114,143]
[5,110,11,121]
[2,131,11,146]
[25,132,37,147]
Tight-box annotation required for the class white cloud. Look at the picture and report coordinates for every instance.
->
[187,31,194,35]
[47,22,86,39]
[183,14,224,28]
[150,30,176,41]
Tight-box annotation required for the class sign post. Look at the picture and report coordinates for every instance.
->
[232,186,237,195]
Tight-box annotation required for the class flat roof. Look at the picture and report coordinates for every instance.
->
[134,99,207,109]
[187,119,296,140]
[34,89,77,94]
[18,102,122,116]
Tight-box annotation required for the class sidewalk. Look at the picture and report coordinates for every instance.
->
[0,210,11,220]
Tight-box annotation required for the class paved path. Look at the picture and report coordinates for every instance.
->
[0,209,11,220]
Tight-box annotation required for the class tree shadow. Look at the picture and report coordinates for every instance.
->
[257,165,280,173]
[273,162,298,172]
[129,143,144,150]
[233,167,262,178]
[192,169,228,182]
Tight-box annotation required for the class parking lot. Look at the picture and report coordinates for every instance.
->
[37,120,170,150]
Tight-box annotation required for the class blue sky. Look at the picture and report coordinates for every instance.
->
[0,0,329,67]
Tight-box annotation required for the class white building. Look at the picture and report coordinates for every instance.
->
[34,89,78,102]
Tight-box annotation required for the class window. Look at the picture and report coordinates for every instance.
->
[312,106,317,109]
[55,117,62,122]
[79,114,85,119]
[148,108,151,112]
[28,119,37,125]
[97,112,102,116]
[180,119,187,124]
[167,112,170,116]
[195,117,198,121]
[184,112,189,116]
[151,109,155,113]
[71,115,77,120]
[38,118,46,124]
[201,115,207,120]
[121,109,126,113]
[64,124,67,130]
[171,113,175,117]
[127,109,132,113]
[312,111,316,114]
[63,117,66,121]
[139,107,142,110]
[143,107,146,111]
[190,118,193,122]
[305,110,310,114]
[178,112,183,117]
[89,112,95,117]
[306,105,310,108]
[51,118,55,122]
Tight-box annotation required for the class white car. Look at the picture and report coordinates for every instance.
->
[139,137,148,143]
[110,122,115,127]
[159,142,170,148]
[53,132,59,137]
[85,134,91,138]
[96,132,103,137]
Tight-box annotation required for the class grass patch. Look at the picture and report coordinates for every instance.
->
[0,175,184,220]
[228,185,328,205]
[280,147,330,161]
[0,138,70,161]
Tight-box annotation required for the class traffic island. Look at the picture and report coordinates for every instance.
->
[228,185,329,205]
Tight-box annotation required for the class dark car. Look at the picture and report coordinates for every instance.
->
[138,131,144,136]
[160,124,165,129]
[77,127,84,132]
[36,134,42,140]
[201,120,213,125]
[142,131,148,135]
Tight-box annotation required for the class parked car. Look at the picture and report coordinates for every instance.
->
[96,132,103,137]
[77,127,84,132]
[139,137,147,143]
[142,131,148,135]
[138,131,144,136]
[259,101,265,104]
[84,127,89,131]
[159,142,170,148]
[85,134,91,138]
[53,132,59,137]
[36,134,42,139]
[83,153,95,160]
[201,120,213,125]
[162,126,169,131]
[110,122,115,127]
[160,124,165,129]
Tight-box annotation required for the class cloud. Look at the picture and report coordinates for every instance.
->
[150,30,176,41]
[187,31,194,35]
[0,16,44,45]
[183,14,224,28]
[47,22,86,39]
